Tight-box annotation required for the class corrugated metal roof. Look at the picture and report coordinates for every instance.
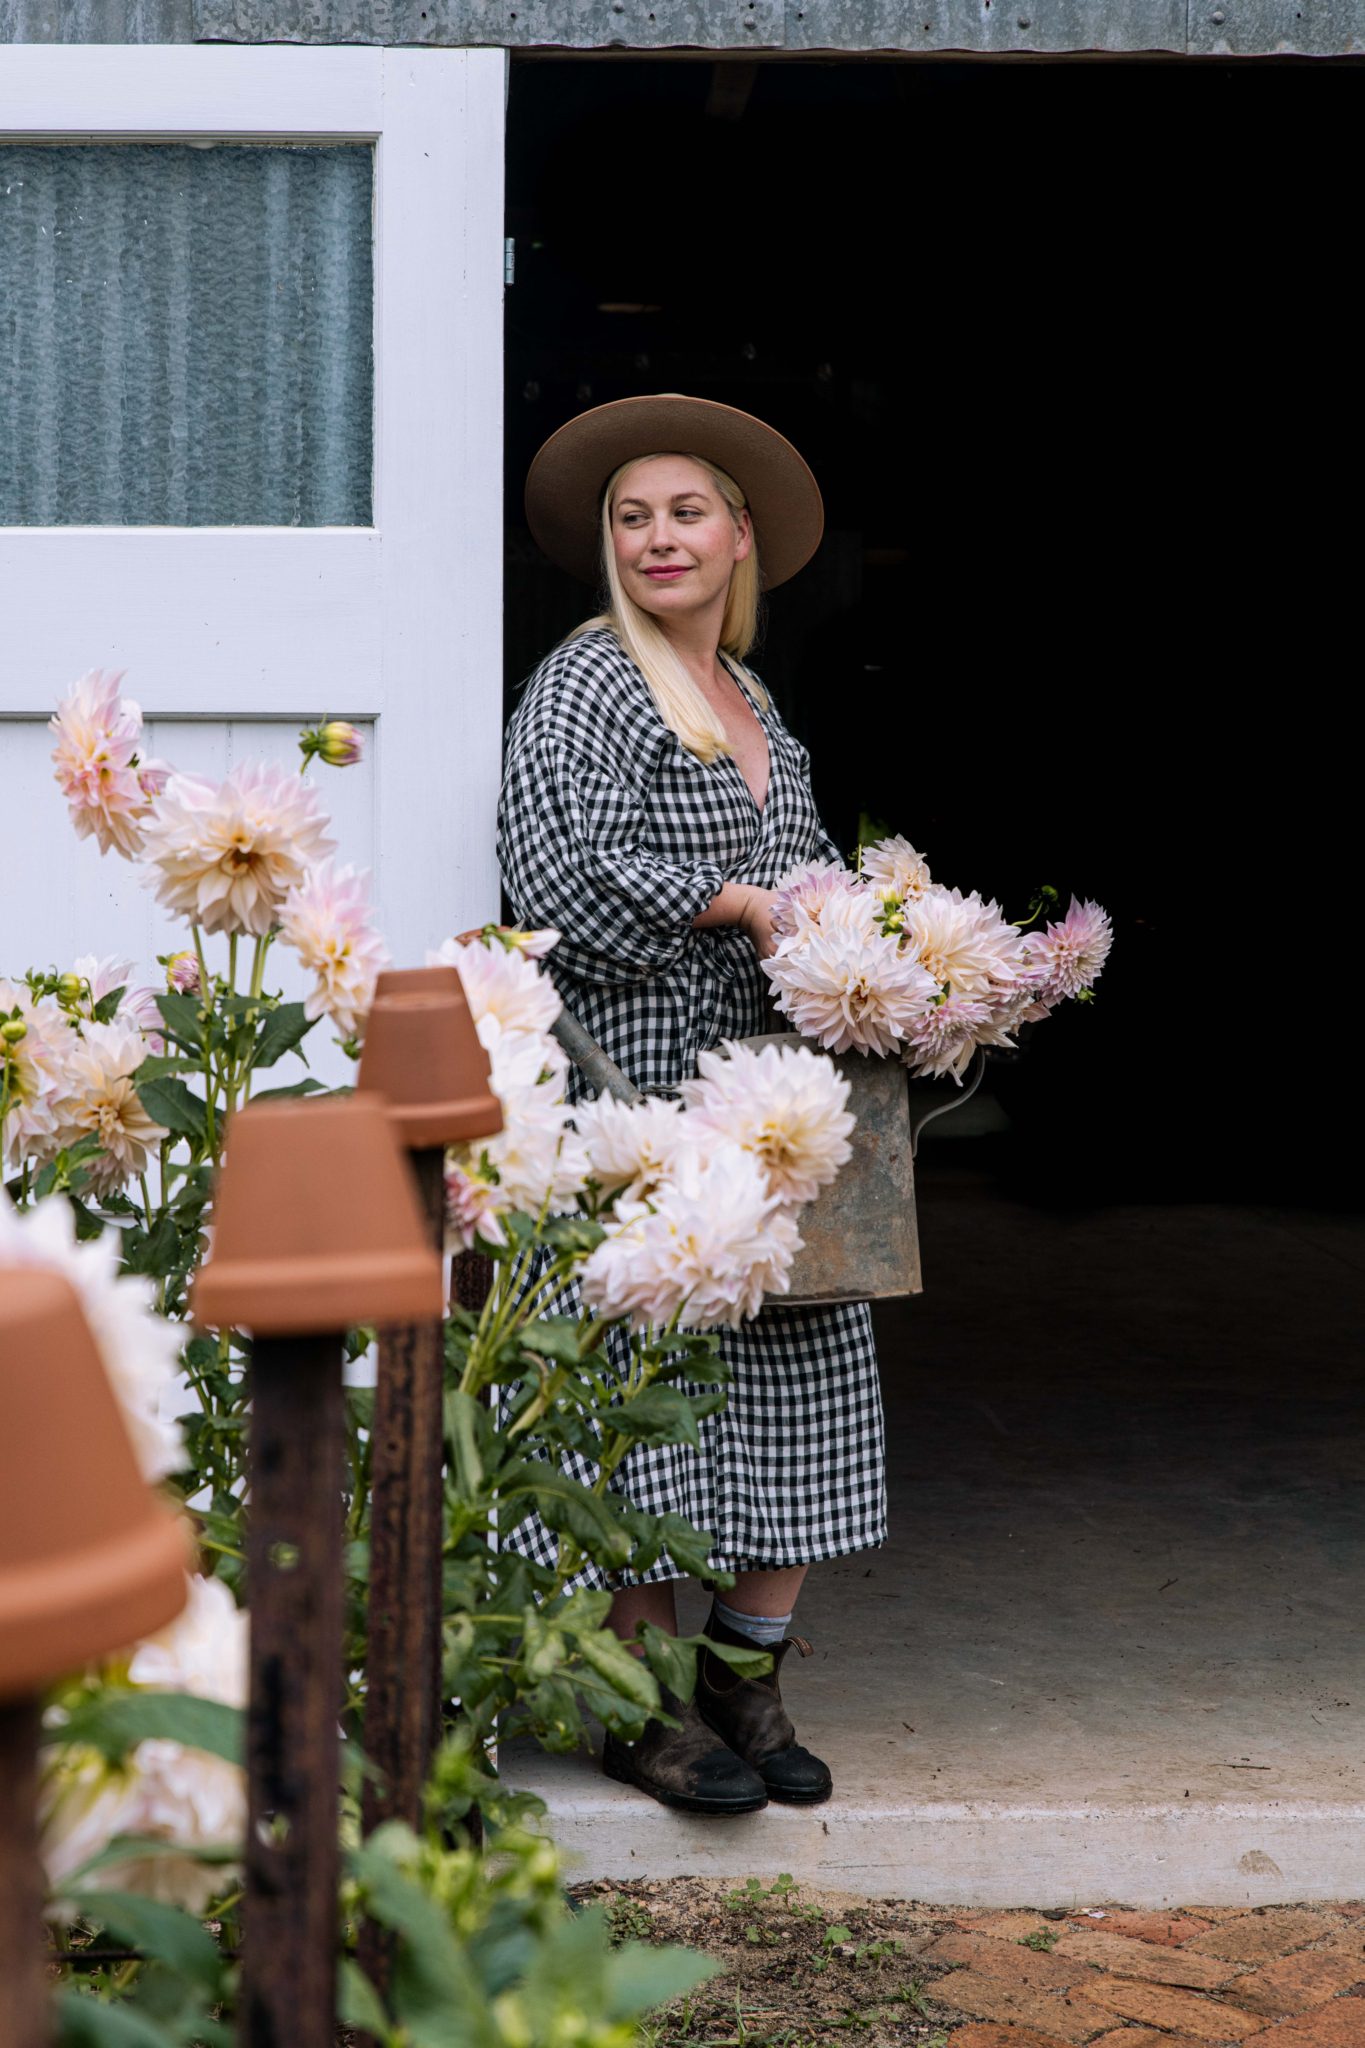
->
[2,0,1362,60]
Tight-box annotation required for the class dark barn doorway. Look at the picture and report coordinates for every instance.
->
[504,52,1358,1207]
[501,56,1365,1899]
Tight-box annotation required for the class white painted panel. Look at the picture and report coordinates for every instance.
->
[0,532,383,714]
[0,47,387,140]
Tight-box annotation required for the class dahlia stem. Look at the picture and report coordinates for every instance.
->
[191,926,211,1003]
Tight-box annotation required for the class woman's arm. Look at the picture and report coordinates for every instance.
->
[692,883,779,961]
[499,734,727,982]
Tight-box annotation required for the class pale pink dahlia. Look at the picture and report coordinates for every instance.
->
[277,861,389,1041]
[67,954,164,1051]
[860,834,932,904]
[165,952,202,996]
[444,1155,510,1253]
[574,1091,687,1208]
[0,980,73,1170]
[902,995,995,1083]
[763,892,938,1057]
[581,1140,801,1331]
[50,669,169,860]
[140,763,335,937]
[1022,897,1114,1004]
[682,1039,854,1207]
[768,859,854,941]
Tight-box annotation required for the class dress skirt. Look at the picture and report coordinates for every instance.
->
[496,627,888,1590]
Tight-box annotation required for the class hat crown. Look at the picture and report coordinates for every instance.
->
[525,394,823,592]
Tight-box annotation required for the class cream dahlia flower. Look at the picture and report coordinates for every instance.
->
[681,1039,854,1207]
[861,834,932,904]
[427,933,563,1040]
[1022,897,1114,1004]
[769,859,854,941]
[764,890,938,1057]
[582,1139,801,1331]
[51,1018,168,1196]
[901,884,1031,1005]
[574,1092,687,1207]
[140,763,335,937]
[42,1574,247,1912]
[441,983,586,1250]
[0,1194,184,1480]
[50,669,169,860]
[277,860,390,1041]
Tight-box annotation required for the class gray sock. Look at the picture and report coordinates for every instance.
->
[714,1599,792,1647]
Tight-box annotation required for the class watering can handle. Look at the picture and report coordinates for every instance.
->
[907,1048,986,1158]
[550,1007,642,1105]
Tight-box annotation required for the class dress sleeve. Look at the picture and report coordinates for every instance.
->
[499,734,725,983]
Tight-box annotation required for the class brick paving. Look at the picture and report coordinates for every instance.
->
[926,1901,1365,2047]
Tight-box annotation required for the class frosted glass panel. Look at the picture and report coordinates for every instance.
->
[0,144,374,527]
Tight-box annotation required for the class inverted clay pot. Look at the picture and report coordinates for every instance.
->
[0,1266,189,1701]
[357,965,502,1149]
[191,1096,443,1335]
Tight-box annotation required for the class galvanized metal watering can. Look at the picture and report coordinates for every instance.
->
[552,1011,984,1306]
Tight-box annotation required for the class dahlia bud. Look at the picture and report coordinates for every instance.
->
[299,718,363,769]
[54,973,85,1008]
[1,1016,28,1047]
[165,951,202,996]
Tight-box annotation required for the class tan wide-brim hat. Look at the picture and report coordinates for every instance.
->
[525,394,825,591]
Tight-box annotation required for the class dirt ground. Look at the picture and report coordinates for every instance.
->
[577,1876,1365,2047]
[576,1874,981,2046]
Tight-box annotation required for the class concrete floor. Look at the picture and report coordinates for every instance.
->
[504,1154,1365,1905]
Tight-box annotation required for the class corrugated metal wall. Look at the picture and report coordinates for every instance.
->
[2,0,1363,57]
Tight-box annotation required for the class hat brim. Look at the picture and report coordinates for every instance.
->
[524,394,825,591]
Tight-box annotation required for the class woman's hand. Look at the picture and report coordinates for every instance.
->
[737,887,779,961]
[693,883,780,959]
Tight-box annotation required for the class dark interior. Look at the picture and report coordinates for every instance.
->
[504,55,1358,1208]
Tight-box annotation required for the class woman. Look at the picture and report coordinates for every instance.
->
[499,395,886,1816]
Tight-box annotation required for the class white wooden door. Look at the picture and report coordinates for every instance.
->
[0,48,505,1080]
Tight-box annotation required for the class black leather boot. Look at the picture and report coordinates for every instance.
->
[602,1689,768,1815]
[696,1604,833,1805]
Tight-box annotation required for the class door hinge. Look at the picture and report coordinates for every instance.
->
[504,236,516,286]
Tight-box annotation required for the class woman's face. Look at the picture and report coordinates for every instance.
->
[609,456,752,624]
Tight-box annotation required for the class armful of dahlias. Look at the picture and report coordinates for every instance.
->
[693,884,779,960]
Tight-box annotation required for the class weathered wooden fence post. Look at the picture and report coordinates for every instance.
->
[192,1099,442,2048]
[353,966,500,1986]
[1,1266,189,2048]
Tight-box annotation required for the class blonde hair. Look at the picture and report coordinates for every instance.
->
[571,453,767,765]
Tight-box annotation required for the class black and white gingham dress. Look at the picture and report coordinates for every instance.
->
[497,626,886,1588]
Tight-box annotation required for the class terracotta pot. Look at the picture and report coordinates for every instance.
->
[0,1267,189,1701]
[191,1096,444,1335]
[358,966,502,1149]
